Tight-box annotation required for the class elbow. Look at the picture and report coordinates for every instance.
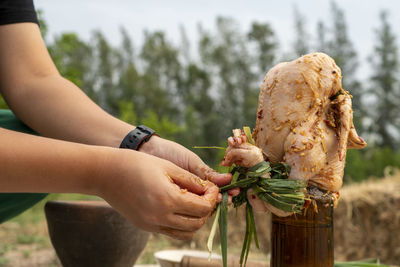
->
[1,72,61,107]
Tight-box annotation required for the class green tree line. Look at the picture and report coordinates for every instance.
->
[2,2,400,183]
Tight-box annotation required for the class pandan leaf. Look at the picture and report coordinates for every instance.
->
[207,204,220,260]
[243,126,255,145]
[219,192,229,267]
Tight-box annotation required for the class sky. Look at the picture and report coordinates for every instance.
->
[34,0,400,79]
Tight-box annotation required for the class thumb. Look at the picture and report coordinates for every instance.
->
[189,155,232,186]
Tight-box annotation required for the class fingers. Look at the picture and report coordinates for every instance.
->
[170,175,218,218]
[192,161,233,186]
[228,188,240,196]
[168,163,212,195]
[174,189,217,217]
[217,193,232,204]
[216,188,239,205]
[206,171,232,186]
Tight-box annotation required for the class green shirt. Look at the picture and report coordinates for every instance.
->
[0,109,48,223]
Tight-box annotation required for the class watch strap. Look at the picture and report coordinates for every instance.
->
[119,125,157,150]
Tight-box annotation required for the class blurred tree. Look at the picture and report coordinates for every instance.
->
[91,31,120,115]
[368,11,400,149]
[292,5,310,57]
[315,20,328,53]
[246,22,277,136]
[345,147,400,182]
[199,17,255,139]
[179,25,191,64]
[117,27,135,70]
[48,33,93,92]
[247,22,277,75]
[179,63,222,163]
[141,110,182,140]
[118,101,137,126]
[117,30,184,142]
[327,1,364,132]
[140,31,181,117]
[115,27,144,119]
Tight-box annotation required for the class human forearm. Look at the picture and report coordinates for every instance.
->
[0,127,110,194]
[0,23,133,148]
[0,23,234,192]
[3,74,133,147]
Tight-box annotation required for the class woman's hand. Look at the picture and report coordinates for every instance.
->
[140,136,240,201]
[97,149,219,240]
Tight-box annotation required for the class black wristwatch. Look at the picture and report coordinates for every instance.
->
[119,125,157,150]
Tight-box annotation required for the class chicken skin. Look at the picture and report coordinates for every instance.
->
[253,52,366,192]
[221,53,366,216]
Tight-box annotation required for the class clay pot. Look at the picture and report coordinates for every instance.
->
[45,200,149,267]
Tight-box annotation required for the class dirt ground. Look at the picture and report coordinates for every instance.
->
[1,175,399,266]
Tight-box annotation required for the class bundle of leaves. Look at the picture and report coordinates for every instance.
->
[207,161,307,267]
[206,127,307,267]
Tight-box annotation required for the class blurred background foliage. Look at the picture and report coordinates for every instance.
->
[1,2,399,184]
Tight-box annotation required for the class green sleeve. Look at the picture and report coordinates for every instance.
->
[0,109,48,224]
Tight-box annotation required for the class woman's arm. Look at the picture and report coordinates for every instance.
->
[0,126,106,194]
[0,23,234,188]
[0,127,219,240]
[0,23,132,147]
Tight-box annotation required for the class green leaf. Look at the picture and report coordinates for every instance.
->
[231,172,240,184]
[248,203,259,249]
[240,203,252,267]
[258,192,301,213]
[244,203,253,266]
[249,161,271,172]
[243,126,255,145]
[207,204,221,260]
[220,177,258,192]
[247,161,271,177]
[334,258,389,266]
[232,190,247,208]
[219,192,229,267]
[270,162,291,179]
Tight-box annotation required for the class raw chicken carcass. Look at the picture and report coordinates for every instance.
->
[221,129,293,217]
[253,52,366,192]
